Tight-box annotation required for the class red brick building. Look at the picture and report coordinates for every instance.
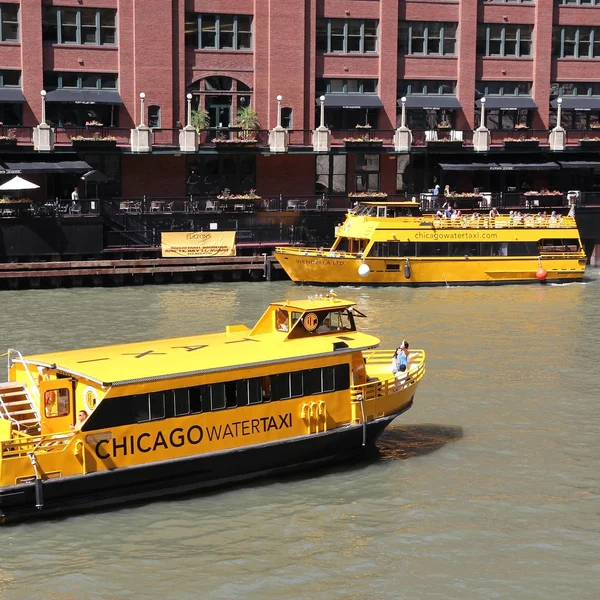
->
[2,0,600,201]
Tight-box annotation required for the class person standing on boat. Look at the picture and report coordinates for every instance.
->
[432,184,440,208]
[396,340,409,373]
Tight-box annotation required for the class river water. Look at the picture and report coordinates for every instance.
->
[1,273,599,600]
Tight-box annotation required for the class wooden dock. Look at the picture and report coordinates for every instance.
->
[0,255,284,289]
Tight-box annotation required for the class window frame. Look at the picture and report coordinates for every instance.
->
[0,3,19,43]
[42,7,117,46]
[187,13,253,51]
[316,154,347,195]
[399,22,457,56]
[317,18,379,54]
[478,24,533,57]
[553,26,600,58]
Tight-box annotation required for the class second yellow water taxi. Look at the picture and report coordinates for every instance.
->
[274,201,586,285]
[0,293,425,523]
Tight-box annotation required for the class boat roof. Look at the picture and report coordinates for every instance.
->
[20,297,378,388]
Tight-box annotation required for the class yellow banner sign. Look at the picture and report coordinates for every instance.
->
[161,231,236,257]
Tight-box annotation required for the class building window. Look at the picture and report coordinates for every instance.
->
[551,81,600,96]
[317,19,378,54]
[476,109,530,130]
[397,80,456,96]
[398,22,457,56]
[42,7,117,45]
[0,69,20,87]
[477,24,533,57]
[553,26,600,58]
[281,107,292,129]
[316,155,347,195]
[475,81,532,97]
[550,82,600,128]
[0,3,19,42]
[355,154,380,193]
[44,72,118,90]
[185,14,252,50]
[316,79,378,95]
[148,106,161,128]
[43,72,119,127]
[557,0,600,4]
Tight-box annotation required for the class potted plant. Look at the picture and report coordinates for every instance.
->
[426,137,464,148]
[0,127,17,146]
[348,191,388,199]
[436,121,452,130]
[503,136,540,148]
[191,108,209,133]
[71,133,118,148]
[578,136,600,148]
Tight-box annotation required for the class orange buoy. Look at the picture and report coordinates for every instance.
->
[536,267,547,281]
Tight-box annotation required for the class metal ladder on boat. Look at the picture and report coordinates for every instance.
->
[0,349,41,433]
[0,381,40,433]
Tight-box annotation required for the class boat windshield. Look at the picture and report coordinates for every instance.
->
[288,308,356,339]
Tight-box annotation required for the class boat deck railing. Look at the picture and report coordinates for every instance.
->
[0,430,74,460]
[351,349,426,406]
[428,215,577,230]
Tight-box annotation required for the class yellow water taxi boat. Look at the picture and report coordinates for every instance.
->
[0,293,425,523]
[274,201,587,285]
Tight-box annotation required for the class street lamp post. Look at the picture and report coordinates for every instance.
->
[276,95,283,128]
[186,93,193,128]
[480,97,486,129]
[319,95,325,128]
[40,89,47,125]
[400,96,407,129]
[557,97,563,129]
[139,92,146,127]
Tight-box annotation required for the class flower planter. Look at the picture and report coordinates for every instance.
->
[503,140,539,149]
[213,140,258,150]
[0,139,17,146]
[349,195,388,201]
[71,140,118,149]
[426,140,464,149]
[343,140,384,150]
[578,139,600,149]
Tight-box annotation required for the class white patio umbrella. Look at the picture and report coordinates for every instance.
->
[0,175,40,191]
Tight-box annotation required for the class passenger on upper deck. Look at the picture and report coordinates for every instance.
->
[489,207,499,218]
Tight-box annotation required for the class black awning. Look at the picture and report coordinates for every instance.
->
[558,160,600,169]
[2,161,92,174]
[476,97,537,110]
[439,163,499,171]
[551,97,600,110]
[400,96,461,110]
[495,162,560,171]
[318,94,383,109]
[45,89,123,105]
[0,88,25,102]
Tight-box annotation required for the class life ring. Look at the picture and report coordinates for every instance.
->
[44,391,56,406]
[83,386,99,413]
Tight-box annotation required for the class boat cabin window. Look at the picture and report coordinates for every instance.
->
[276,308,289,332]
[44,388,70,418]
[82,366,352,431]
[271,364,350,401]
[369,242,416,257]
[539,239,580,253]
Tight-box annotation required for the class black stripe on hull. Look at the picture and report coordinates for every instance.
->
[0,407,409,524]
[291,277,584,287]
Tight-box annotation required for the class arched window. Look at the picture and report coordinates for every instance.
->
[186,77,253,129]
[148,105,161,128]
[281,107,292,129]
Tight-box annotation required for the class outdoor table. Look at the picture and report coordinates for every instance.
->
[523,194,564,209]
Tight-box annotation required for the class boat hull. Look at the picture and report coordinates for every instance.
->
[0,408,407,524]
[273,253,586,286]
